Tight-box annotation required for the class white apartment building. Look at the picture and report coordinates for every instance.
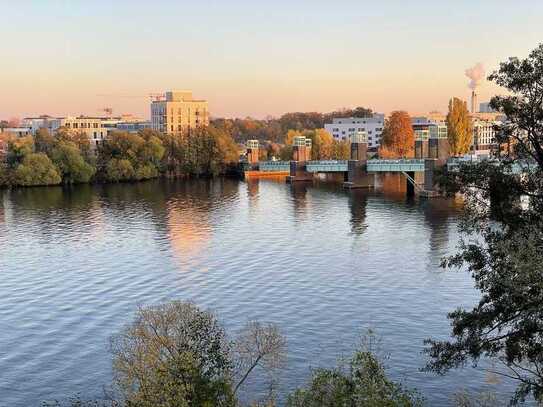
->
[151,91,209,134]
[472,120,498,154]
[324,113,385,148]
[21,116,62,134]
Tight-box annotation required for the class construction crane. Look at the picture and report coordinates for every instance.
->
[96,93,165,102]
[97,107,113,117]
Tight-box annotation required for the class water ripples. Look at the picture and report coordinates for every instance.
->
[0,178,514,406]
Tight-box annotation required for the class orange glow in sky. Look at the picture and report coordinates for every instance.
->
[1,1,542,119]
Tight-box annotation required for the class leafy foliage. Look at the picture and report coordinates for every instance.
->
[287,335,423,407]
[107,301,287,407]
[110,301,235,407]
[425,43,543,404]
[379,111,415,158]
[13,153,61,186]
[447,98,472,156]
[211,107,373,143]
[282,128,349,160]
[50,141,95,184]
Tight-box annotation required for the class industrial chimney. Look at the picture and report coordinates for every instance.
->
[471,90,478,114]
[465,63,484,114]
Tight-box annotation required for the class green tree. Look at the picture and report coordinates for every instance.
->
[34,128,55,154]
[425,44,543,404]
[50,141,96,184]
[110,301,234,407]
[7,136,34,168]
[110,301,286,407]
[13,153,61,186]
[105,158,135,182]
[287,332,423,407]
[446,98,472,156]
[99,131,165,181]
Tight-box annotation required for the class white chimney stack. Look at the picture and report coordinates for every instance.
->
[471,90,478,114]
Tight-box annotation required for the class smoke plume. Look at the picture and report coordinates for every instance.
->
[465,63,485,90]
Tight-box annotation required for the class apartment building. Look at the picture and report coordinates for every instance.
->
[61,117,108,146]
[150,91,209,134]
[324,113,385,148]
[21,114,150,147]
[472,120,498,155]
[21,116,62,134]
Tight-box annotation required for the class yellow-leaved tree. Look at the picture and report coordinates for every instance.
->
[446,97,472,156]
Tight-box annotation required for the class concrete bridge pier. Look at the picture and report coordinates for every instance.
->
[343,160,375,189]
[343,134,374,189]
[286,161,314,183]
[286,136,314,183]
[419,159,441,198]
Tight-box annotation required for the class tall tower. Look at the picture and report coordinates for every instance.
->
[471,90,478,114]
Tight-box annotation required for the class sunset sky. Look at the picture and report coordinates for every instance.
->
[2,0,543,120]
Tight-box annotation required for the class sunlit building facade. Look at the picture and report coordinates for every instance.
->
[324,113,385,148]
[150,91,209,134]
[472,120,498,155]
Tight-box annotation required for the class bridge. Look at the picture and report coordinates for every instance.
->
[243,134,446,197]
[258,159,426,174]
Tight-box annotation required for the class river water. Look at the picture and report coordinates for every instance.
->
[0,177,515,405]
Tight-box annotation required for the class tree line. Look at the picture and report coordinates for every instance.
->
[211,106,373,144]
[0,126,240,187]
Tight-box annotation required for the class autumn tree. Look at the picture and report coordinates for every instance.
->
[446,97,472,156]
[379,111,414,158]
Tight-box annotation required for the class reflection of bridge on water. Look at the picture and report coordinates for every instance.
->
[244,136,538,198]
[249,158,438,197]
[244,134,446,197]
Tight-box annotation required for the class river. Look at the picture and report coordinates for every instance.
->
[0,177,515,405]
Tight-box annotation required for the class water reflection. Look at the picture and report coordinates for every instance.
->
[0,178,514,407]
[348,189,368,235]
[289,182,311,222]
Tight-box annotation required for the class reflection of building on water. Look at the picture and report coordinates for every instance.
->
[246,179,259,204]
[348,189,368,235]
[167,202,211,262]
[376,173,407,195]
[422,198,463,263]
[290,182,310,220]
[0,192,6,225]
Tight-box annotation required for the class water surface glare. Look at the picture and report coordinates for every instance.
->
[0,178,514,405]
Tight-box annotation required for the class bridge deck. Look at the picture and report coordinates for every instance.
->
[306,160,348,172]
[259,161,291,172]
[366,159,425,172]
[258,159,427,173]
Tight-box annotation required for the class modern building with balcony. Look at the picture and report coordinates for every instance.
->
[150,91,209,134]
[324,114,385,149]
